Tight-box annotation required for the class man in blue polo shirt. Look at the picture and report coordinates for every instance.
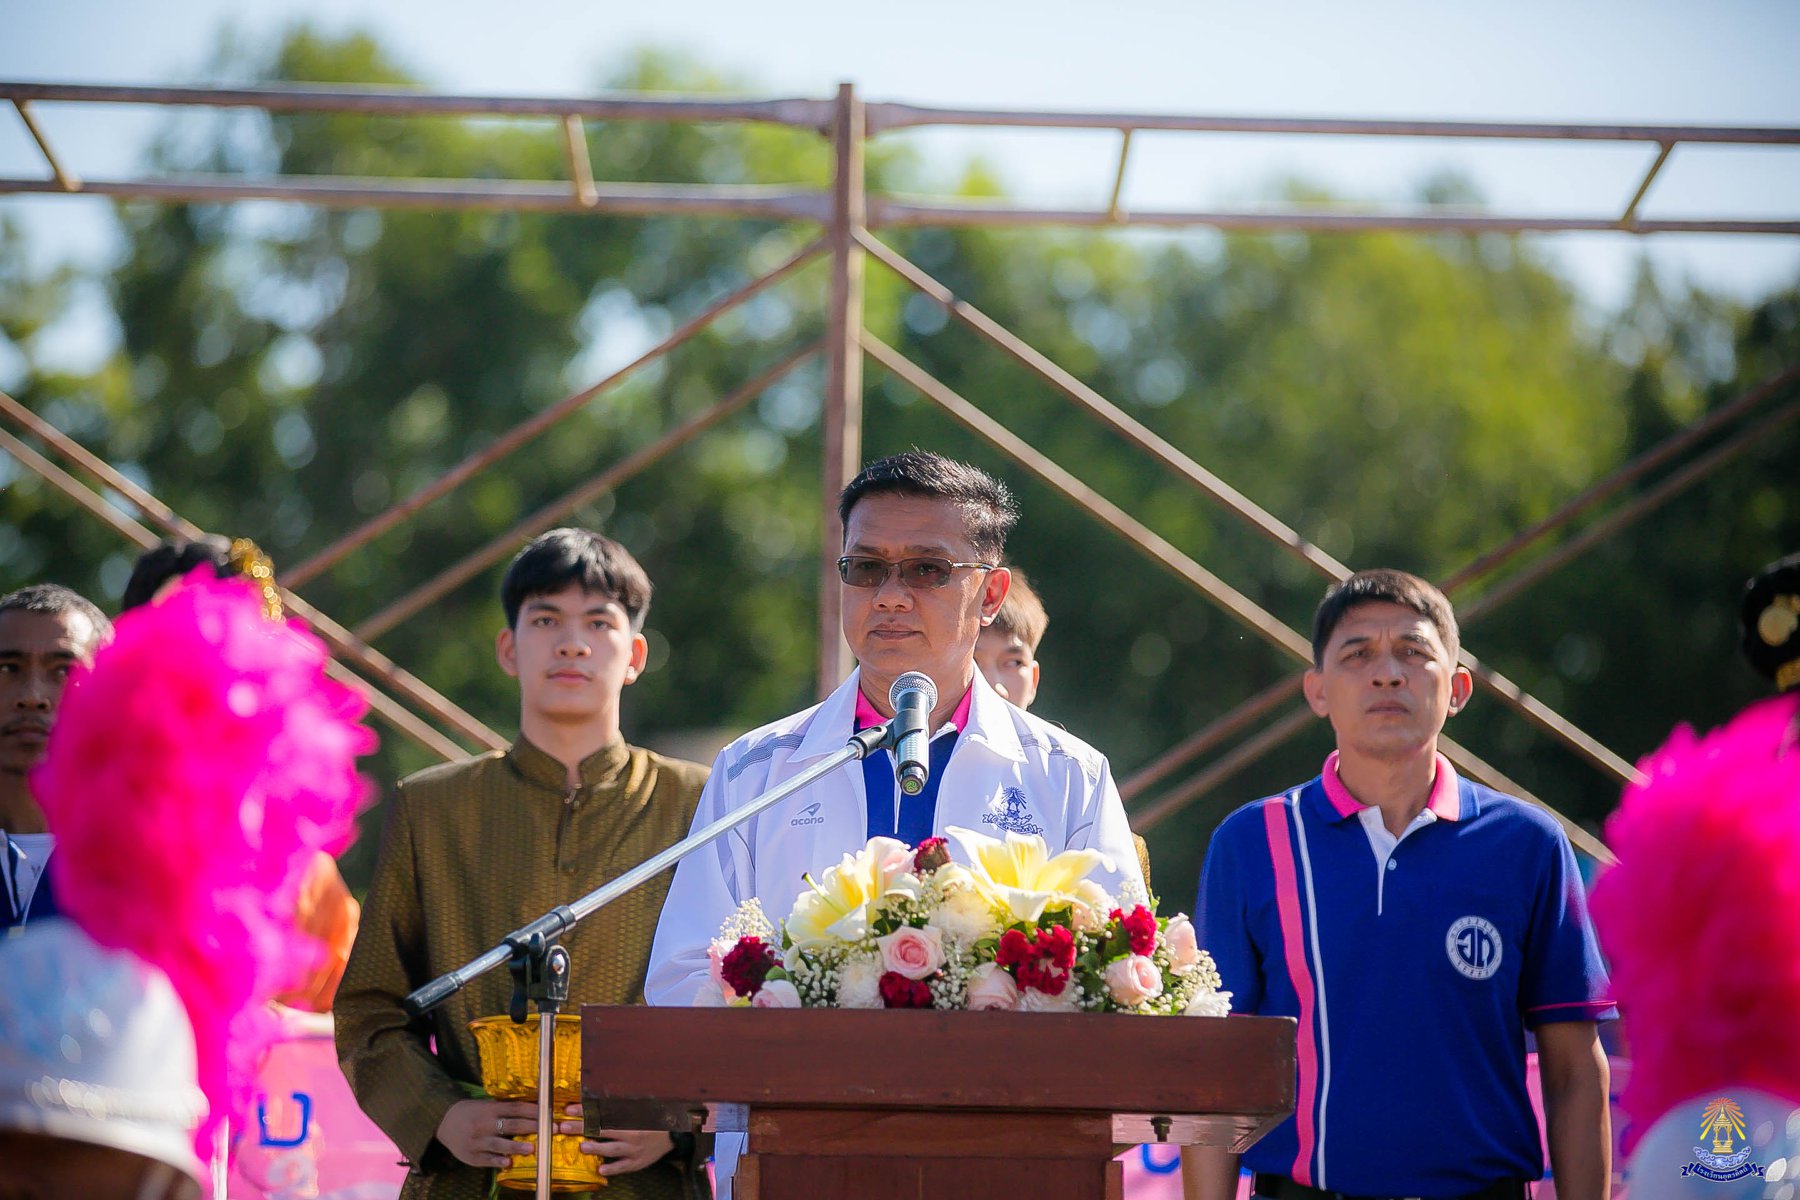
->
[1184,569,1614,1200]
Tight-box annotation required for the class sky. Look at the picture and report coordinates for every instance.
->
[2,0,1798,372]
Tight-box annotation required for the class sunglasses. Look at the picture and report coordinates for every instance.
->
[837,555,996,590]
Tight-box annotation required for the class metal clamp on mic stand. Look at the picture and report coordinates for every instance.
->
[506,932,569,1200]
[402,713,901,1200]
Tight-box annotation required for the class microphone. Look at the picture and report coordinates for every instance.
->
[888,671,937,797]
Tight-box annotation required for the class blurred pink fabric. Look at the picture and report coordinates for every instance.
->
[232,1006,405,1200]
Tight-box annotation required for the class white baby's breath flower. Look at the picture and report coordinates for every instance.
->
[718,898,776,944]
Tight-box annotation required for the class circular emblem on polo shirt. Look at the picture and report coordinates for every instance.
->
[1445,916,1503,980]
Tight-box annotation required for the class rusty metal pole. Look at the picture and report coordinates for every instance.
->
[353,344,819,642]
[817,82,865,697]
[0,429,469,762]
[284,239,823,587]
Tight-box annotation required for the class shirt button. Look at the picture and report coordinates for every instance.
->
[1386,859,1398,871]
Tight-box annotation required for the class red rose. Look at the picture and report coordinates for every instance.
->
[879,971,933,1008]
[1121,905,1158,956]
[720,936,777,998]
[912,836,951,873]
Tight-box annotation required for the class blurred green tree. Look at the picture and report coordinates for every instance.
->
[1,28,1792,899]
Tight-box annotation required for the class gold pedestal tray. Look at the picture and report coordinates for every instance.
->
[469,1014,605,1192]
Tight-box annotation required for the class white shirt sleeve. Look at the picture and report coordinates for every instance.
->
[645,761,752,1007]
[1077,756,1148,903]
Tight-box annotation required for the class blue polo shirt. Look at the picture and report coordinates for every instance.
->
[1195,752,1614,1196]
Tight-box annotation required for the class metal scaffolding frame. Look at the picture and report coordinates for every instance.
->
[5,79,1798,859]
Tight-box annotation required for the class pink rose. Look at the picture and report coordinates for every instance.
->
[1102,954,1164,1006]
[965,962,1020,1011]
[1069,880,1112,934]
[706,941,739,1002]
[876,925,945,981]
[1164,914,1201,974]
[752,979,801,1008]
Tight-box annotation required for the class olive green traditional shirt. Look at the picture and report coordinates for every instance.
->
[336,736,710,1200]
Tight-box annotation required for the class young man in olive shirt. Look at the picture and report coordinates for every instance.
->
[337,529,711,1200]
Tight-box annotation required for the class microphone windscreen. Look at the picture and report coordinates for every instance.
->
[890,671,938,710]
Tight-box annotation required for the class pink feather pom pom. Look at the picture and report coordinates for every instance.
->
[32,577,376,1165]
[1589,694,1800,1151]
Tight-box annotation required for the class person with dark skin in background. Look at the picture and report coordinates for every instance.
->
[1,584,111,931]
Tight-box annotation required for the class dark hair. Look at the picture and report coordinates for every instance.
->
[1741,551,1800,693]
[989,566,1048,653]
[120,536,234,612]
[0,583,113,648]
[837,452,1019,560]
[1311,569,1459,667]
[501,528,652,631]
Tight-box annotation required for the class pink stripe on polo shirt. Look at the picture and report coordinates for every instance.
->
[1262,798,1319,1185]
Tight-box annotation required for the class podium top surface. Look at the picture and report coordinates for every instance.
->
[580,1006,1295,1119]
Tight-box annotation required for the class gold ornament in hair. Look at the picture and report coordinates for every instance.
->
[1756,594,1799,649]
[227,538,284,621]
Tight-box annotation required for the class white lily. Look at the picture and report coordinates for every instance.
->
[784,836,923,949]
[945,825,1111,924]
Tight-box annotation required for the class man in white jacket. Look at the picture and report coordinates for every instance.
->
[646,451,1146,1012]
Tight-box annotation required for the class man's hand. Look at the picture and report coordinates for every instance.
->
[558,1103,674,1176]
[435,1098,540,1169]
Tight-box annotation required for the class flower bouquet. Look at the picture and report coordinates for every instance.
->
[700,827,1230,1016]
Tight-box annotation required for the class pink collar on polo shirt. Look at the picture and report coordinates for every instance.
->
[854,683,974,736]
[1320,749,1462,821]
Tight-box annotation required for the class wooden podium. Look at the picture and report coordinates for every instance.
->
[581,1006,1295,1200]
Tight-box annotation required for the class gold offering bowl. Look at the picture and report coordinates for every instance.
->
[468,1014,605,1192]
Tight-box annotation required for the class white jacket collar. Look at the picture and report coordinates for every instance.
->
[789,670,866,764]
[961,668,1025,763]
[790,667,1026,766]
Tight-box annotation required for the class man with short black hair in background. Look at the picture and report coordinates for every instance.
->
[1,584,111,932]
